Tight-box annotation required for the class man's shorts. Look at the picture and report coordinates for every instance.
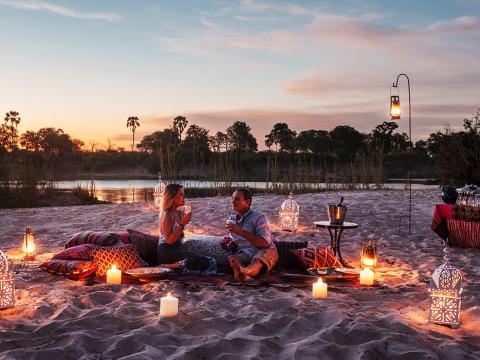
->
[236,243,278,272]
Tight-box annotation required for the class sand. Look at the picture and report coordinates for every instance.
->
[0,189,479,359]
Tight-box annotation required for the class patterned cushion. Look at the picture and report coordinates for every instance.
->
[181,235,229,266]
[127,229,159,266]
[40,259,97,280]
[290,246,342,269]
[87,244,145,276]
[65,231,93,248]
[53,244,93,261]
[65,231,130,248]
[273,239,308,269]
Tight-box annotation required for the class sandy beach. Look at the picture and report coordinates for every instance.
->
[0,189,479,359]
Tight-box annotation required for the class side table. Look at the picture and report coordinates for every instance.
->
[313,221,358,268]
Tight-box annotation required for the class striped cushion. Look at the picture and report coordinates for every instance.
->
[65,231,130,248]
[447,219,480,248]
[40,259,98,280]
[88,244,145,276]
[291,246,342,269]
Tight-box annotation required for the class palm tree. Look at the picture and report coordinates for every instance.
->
[4,111,21,151]
[126,116,140,151]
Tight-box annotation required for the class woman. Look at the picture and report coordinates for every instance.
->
[157,184,216,274]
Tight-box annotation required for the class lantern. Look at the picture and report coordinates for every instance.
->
[390,95,401,120]
[279,192,299,232]
[429,262,463,328]
[0,250,15,309]
[360,240,378,269]
[22,226,36,261]
[153,173,166,210]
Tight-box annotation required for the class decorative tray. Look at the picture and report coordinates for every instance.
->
[125,267,174,280]
[307,268,360,282]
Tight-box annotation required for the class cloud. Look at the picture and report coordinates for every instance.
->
[0,0,121,21]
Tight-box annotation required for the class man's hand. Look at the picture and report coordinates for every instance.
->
[221,236,237,252]
[226,223,243,235]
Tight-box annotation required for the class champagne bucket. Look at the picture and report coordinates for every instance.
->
[328,204,347,225]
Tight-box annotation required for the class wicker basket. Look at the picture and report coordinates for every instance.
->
[452,204,480,222]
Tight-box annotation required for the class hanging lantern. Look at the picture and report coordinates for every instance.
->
[390,95,401,120]
[22,226,36,261]
[279,192,299,232]
[429,262,463,328]
[0,250,15,309]
[360,240,378,269]
[390,84,401,120]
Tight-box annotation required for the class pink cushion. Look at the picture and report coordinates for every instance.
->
[40,259,97,280]
[53,244,93,261]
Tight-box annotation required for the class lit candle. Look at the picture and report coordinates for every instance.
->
[335,207,341,220]
[106,264,122,285]
[160,292,178,317]
[360,267,374,286]
[312,277,328,298]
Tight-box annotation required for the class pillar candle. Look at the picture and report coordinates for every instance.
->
[360,267,374,286]
[312,277,328,298]
[106,264,122,285]
[160,292,178,317]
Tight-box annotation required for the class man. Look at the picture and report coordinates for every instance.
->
[224,188,278,282]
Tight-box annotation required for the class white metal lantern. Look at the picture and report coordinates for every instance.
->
[429,262,463,328]
[279,192,299,232]
[0,250,15,309]
[154,173,166,210]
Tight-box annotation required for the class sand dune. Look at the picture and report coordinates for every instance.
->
[0,189,479,359]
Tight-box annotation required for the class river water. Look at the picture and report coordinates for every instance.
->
[53,180,439,203]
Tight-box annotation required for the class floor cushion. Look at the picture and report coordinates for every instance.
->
[87,244,145,276]
[181,235,229,266]
[290,246,342,270]
[127,229,159,266]
[53,244,93,261]
[40,259,97,280]
[65,231,130,249]
[273,239,308,270]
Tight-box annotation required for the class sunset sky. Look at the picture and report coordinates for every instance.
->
[1,0,479,150]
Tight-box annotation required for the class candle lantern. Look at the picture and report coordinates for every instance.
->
[327,197,347,225]
[429,262,463,328]
[360,240,378,269]
[279,192,299,232]
[0,250,15,309]
[22,226,36,261]
[390,95,401,120]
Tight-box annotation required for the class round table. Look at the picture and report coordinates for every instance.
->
[312,221,358,268]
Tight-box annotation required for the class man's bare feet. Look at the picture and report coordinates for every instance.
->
[228,256,242,282]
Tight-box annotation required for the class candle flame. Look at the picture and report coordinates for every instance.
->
[167,292,171,296]
[111,264,117,270]
[317,277,323,284]
[362,257,375,267]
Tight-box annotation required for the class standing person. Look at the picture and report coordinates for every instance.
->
[224,188,278,282]
[157,184,216,274]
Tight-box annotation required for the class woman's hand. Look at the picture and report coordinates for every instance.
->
[181,211,192,226]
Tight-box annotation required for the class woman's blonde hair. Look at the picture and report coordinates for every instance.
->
[161,183,183,211]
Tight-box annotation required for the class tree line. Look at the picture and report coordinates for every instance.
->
[1,109,480,186]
